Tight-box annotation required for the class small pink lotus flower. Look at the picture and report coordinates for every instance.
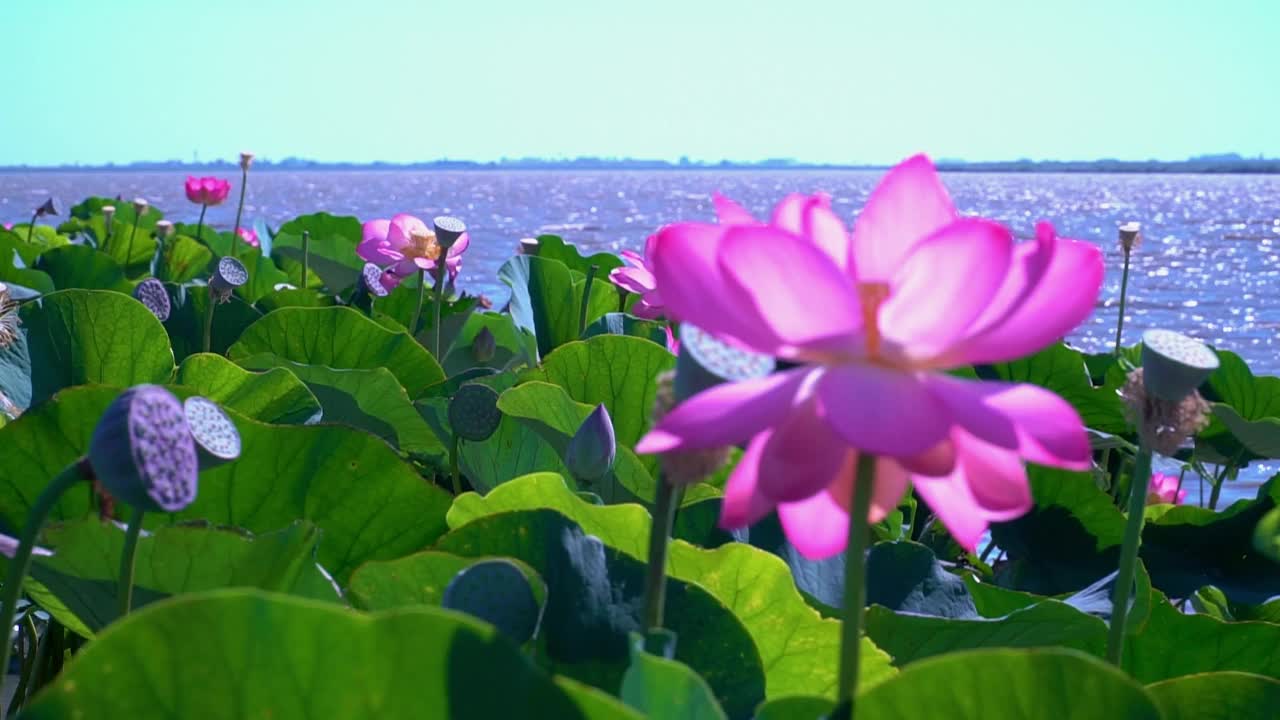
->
[635,154,1105,558]
[2,223,11,231]
[357,213,468,288]
[609,235,665,319]
[1146,472,1187,505]
[236,227,259,248]
[184,176,232,206]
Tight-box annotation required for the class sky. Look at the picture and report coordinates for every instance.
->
[2,0,1277,166]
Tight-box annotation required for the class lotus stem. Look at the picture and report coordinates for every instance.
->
[431,260,447,357]
[126,212,145,273]
[8,615,40,715]
[231,167,248,256]
[837,452,877,716]
[642,475,680,631]
[301,230,311,288]
[578,264,599,336]
[450,434,462,496]
[117,506,145,617]
[1106,443,1153,665]
[26,212,37,244]
[1113,247,1132,356]
[202,289,216,354]
[408,268,427,340]
[0,460,87,676]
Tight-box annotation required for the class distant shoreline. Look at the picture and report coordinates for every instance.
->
[3,157,1278,174]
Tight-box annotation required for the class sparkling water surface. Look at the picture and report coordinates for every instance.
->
[4,169,1277,502]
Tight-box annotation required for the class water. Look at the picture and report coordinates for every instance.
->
[3,169,1278,503]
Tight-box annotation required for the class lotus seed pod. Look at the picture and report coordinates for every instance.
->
[131,198,148,216]
[433,216,466,251]
[154,220,175,239]
[1140,329,1219,403]
[360,262,390,298]
[442,559,541,644]
[518,237,540,256]
[448,383,502,442]
[239,152,254,171]
[565,404,616,483]
[674,323,776,402]
[471,326,497,363]
[209,256,248,303]
[183,396,241,470]
[88,385,199,512]
[102,205,116,225]
[1118,221,1141,253]
[132,278,171,322]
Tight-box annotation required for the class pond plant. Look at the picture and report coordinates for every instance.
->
[0,154,1276,719]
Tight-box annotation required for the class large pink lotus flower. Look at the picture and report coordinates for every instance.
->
[634,154,1104,558]
[184,176,231,206]
[358,213,468,290]
[236,227,259,248]
[610,235,665,319]
[1146,472,1187,505]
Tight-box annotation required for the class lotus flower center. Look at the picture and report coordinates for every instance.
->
[858,282,890,359]
[406,231,442,262]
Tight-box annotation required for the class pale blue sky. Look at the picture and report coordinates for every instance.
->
[2,0,1276,166]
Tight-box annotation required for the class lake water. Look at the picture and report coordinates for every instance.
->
[3,169,1277,503]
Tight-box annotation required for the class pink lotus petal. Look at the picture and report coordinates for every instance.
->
[1147,473,1186,505]
[776,453,909,559]
[648,221,782,353]
[880,218,1013,358]
[924,374,1091,470]
[912,431,1034,551]
[718,225,862,357]
[387,213,428,250]
[635,367,816,454]
[610,265,655,295]
[941,223,1104,365]
[851,154,957,282]
[0,532,51,559]
[769,193,851,272]
[631,298,665,320]
[362,219,391,245]
[719,431,778,528]
[756,400,853,502]
[448,232,470,258]
[619,249,645,267]
[817,364,950,457]
[712,192,759,225]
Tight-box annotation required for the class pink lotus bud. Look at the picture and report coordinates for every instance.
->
[236,227,259,248]
[184,176,232,206]
[565,404,616,483]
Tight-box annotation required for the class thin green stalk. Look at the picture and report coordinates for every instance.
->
[450,435,462,496]
[8,616,40,716]
[409,268,427,340]
[202,288,216,354]
[117,506,145,617]
[837,453,877,714]
[34,619,63,692]
[231,168,248,253]
[0,461,86,676]
[301,230,311,288]
[1106,445,1154,665]
[578,264,599,336]
[431,260,447,357]
[642,475,680,631]
[26,212,37,244]
[1113,248,1132,355]
[1208,464,1233,510]
[1174,467,1188,499]
[126,212,144,273]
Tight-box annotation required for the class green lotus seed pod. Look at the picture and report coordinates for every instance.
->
[183,396,241,471]
[1140,329,1219,402]
[674,323,775,402]
[442,559,541,644]
[448,383,502,441]
[132,278,171,322]
[209,256,248,303]
[89,385,199,512]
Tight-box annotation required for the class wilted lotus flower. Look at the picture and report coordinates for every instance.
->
[239,152,254,171]
[565,404,617,483]
[183,396,241,470]
[236,227,259,248]
[1146,472,1186,505]
[154,220,175,239]
[88,385,199,512]
[102,205,116,226]
[132,278,171,321]
[184,176,232,206]
[34,198,57,218]
[209,256,248,303]
[471,326,497,362]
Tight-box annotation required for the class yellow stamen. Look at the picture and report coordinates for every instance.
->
[858,282,890,358]
[405,231,442,262]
